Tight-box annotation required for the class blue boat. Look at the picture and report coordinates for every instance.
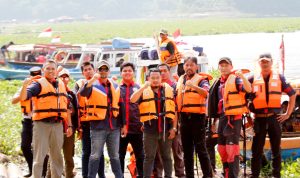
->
[0,43,143,80]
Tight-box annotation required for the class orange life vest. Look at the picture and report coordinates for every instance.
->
[32,77,68,121]
[86,79,120,121]
[252,72,282,109]
[76,79,89,122]
[160,38,181,67]
[177,74,207,114]
[139,83,175,122]
[20,100,32,115]
[20,75,42,115]
[223,74,248,115]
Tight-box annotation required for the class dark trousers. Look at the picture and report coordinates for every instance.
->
[206,135,218,173]
[153,148,163,178]
[21,119,48,176]
[21,119,34,174]
[63,133,75,178]
[143,132,173,178]
[81,122,105,178]
[180,113,212,178]
[251,116,282,178]
[153,133,185,178]
[217,116,242,178]
[119,133,144,178]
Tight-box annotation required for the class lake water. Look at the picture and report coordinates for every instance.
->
[134,31,300,80]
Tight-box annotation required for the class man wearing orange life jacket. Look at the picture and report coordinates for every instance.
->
[176,56,212,178]
[12,66,49,178]
[74,62,105,178]
[208,57,252,178]
[248,53,296,178]
[131,69,177,178]
[20,60,73,178]
[153,63,185,178]
[79,60,124,178]
[159,29,181,79]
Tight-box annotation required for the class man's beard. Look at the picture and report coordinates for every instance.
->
[151,86,159,89]
[100,75,108,79]
[187,72,195,78]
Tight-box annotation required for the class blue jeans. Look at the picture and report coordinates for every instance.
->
[88,129,122,178]
[82,122,105,178]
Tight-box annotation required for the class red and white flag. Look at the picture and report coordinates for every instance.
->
[51,36,61,43]
[38,27,52,38]
[172,29,181,39]
[279,34,285,75]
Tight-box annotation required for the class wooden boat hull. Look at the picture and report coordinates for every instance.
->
[239,134,300,160]
[0,67,121,80]
[7,61,77,70]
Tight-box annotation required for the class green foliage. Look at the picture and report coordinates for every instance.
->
[260,157,300,177]
[0,80,23,156]
[209,67,221,85]
[261,161,273,177]
[281,158,300,177]
[0,79,76,156]
[2,18,300,44]
[2,0,300,21]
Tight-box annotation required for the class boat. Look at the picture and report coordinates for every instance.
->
[0,41,144,80]
[239,132,300,161]
[0,38,206,81]
[6,44,82,70]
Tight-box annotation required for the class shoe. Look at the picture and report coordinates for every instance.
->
[23,172,32,177]
[249,175,259,178]
[73,171,77,177]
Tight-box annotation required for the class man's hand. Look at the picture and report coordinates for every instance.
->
[211,124,217,133]
[66,127,73,137]
[164,56,171,64]
[277,113,290,123]
[168,129,176,139]
[185,80,194,88]
[92,73,101,80]
[23,78,32,86]
[57,66,63,76]
[121,126,128,138]
[235,70,244,78]
[77,129,83,140]
[143,81,151,89]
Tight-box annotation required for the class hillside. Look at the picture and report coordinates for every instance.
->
[0,0,300,21]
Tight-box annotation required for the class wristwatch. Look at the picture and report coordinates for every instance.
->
[172,127,177,132]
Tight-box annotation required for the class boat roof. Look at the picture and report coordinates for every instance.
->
[7,44,81,52]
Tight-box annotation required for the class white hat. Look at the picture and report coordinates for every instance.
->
[58,68,70,77]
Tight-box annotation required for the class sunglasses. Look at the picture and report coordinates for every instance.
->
[98,67,109,72]
[60,75,69,79]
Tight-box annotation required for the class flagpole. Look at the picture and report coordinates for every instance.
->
[280,34,285,76]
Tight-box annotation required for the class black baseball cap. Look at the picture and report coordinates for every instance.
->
[29,66,42,76]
